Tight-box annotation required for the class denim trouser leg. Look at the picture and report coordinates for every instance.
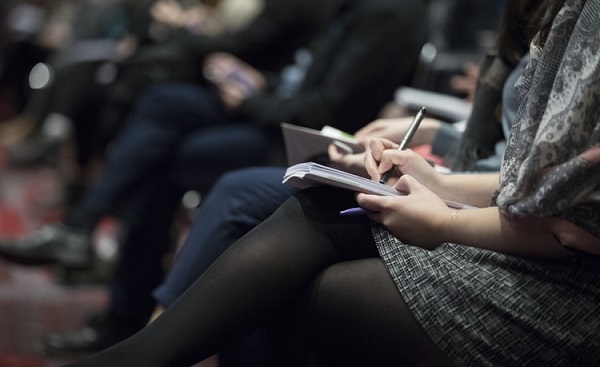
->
[107,129,271,325]
[153,167,297,307]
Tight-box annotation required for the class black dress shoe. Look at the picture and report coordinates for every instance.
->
[0,224,92,269]
[43,313,142,355]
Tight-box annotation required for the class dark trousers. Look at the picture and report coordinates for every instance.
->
[72,82,228,223]
[153,167,297,307]
[67,82,269,325]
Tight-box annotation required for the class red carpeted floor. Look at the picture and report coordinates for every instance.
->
[0,146,218,367]
[0,149,109,367]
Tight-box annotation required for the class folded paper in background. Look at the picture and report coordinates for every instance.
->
[283,162,474,210]
[281,123,364,165]
[395,86,472,123]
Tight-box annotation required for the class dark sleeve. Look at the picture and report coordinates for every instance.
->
[236,0,430,133]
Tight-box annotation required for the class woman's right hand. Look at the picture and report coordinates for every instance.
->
[365,137,443,192]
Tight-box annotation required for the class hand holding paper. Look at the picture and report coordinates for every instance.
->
[283,162,472,210]
[327,144,369,178]
[355,174,458,248]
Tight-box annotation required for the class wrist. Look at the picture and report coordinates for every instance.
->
[424,207,458,249]
[447,209,460,244]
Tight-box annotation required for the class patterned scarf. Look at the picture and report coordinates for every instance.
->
[495,0,600,239]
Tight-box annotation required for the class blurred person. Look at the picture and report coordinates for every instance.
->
[0,0,61,125]
[370,0,506,123]
[1,0,266,180]
[0,0,155,182]
[408,0,506,98]
[0,0,430,358]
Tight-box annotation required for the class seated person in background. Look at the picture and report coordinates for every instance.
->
[0,0,154,145]
[0,0,430,356]
[60,1,600,365]
[2,0,307,198]
[0,0,72,133]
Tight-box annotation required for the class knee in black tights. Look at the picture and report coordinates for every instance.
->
[304,258,454,367]
[63,187,451,367]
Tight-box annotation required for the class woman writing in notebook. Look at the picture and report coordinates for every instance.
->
[64,0,600,365]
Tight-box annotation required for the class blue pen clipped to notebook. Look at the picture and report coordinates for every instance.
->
[339,207,375,216]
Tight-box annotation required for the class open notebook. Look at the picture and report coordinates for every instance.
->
[283,162,473,210]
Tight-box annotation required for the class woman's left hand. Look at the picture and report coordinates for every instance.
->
[327,144,368,177]
[356,174,454,249]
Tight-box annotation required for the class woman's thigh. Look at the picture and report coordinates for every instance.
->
[305,258,455,367]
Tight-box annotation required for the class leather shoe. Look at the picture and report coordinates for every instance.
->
[43,313,142,355]
[0,224,92,269]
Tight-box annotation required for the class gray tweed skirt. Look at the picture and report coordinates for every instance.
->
[371,224,600,367]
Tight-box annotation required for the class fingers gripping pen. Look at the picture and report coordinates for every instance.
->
[379,107,427,184]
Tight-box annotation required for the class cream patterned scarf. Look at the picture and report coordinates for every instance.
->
[495,0,600,243]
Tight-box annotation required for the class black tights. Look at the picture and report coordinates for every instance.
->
[66,187,453,367]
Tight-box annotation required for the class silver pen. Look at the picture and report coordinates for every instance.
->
[379,106,427,184]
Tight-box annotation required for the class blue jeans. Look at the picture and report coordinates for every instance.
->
[153,166,297,307]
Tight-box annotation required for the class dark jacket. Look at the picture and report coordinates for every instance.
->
[101,0,333,149]
[238,0,430,134]
[174,0,334,74]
